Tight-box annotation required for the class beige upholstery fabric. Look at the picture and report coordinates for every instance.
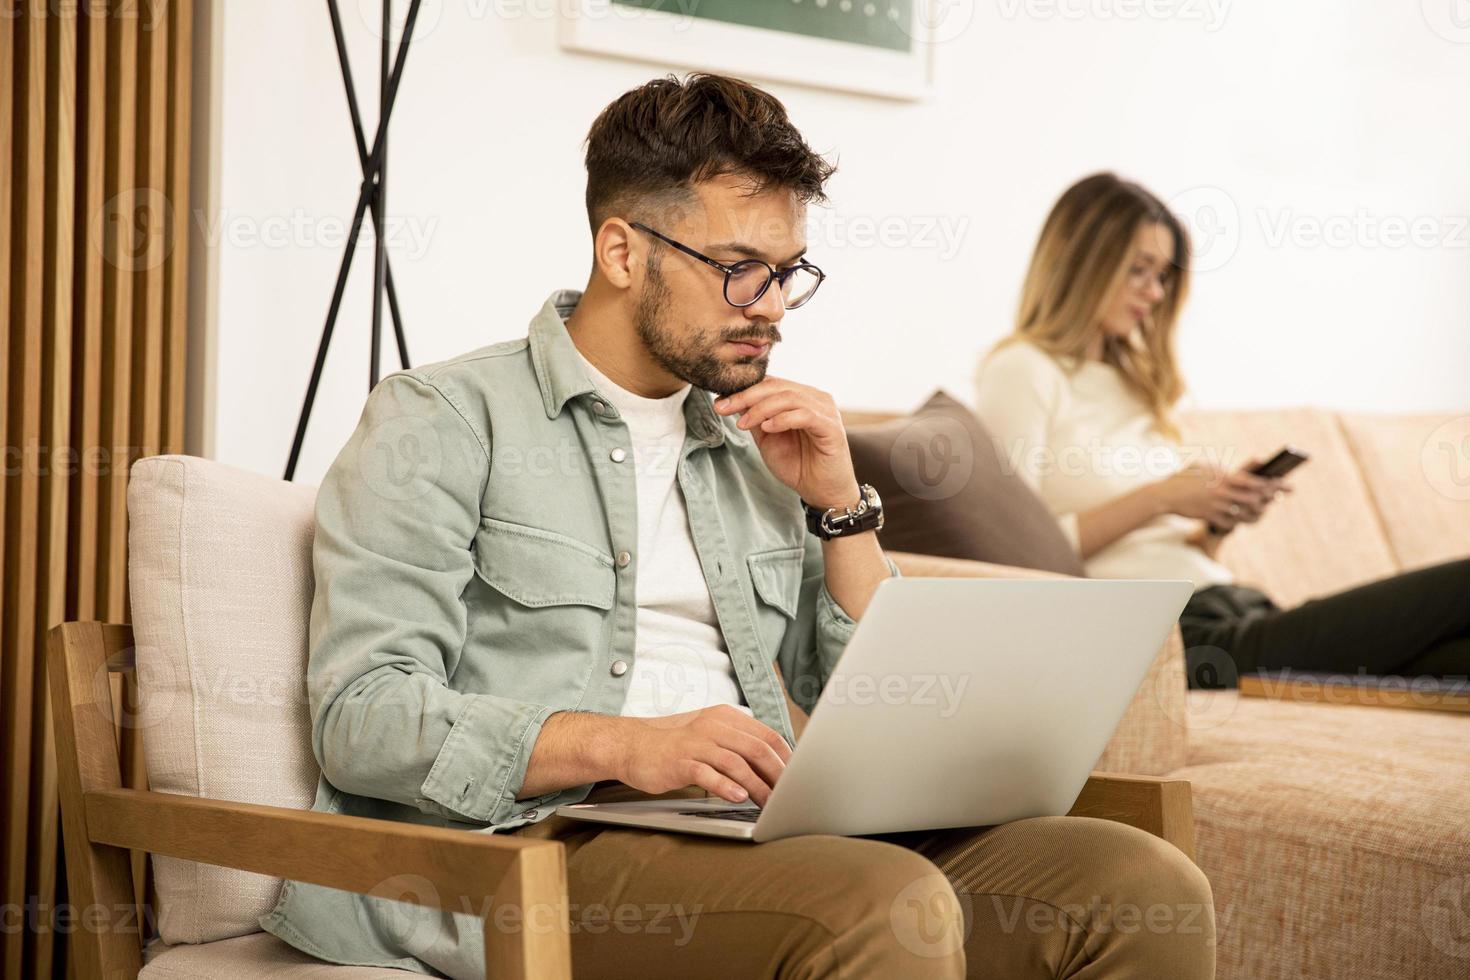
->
[139,932,415,978]
[127,456,322,944]
[1177,409,1400,607]
[1339,412,1470,571]
[886,551,1188,776]
[1174,691,1470,980]
[1098,627,1188,778]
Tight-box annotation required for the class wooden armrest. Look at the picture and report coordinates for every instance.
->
[886,550,1070,581]
[1068,773,1196,861]
[49,620,568,980]
[83,787,569,979]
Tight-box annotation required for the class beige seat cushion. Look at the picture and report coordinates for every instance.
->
[128,456,322,944]
[1173,692,1470,980]
[1338,412,1470,571]
[140,932,415,978]
[1177,409,1400,607]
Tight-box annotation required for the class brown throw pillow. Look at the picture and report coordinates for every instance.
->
[844,390,1086,576]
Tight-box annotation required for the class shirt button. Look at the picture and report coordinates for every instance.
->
[616,550,631,568]
[611,660,629,677]
[524,809,539,820]
[610,447,627,463]
[592,400,607,414]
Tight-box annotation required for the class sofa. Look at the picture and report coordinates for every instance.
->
[848,405,1470,980]
[1172,408,1470,980]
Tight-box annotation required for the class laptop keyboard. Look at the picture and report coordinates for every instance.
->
[678,807,762,823]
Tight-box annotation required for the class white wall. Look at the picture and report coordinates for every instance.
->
[192,0,1470,484]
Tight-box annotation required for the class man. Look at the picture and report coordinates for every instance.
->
[261,73,1214,978]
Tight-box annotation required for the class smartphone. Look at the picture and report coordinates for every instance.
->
[1204,447,1309,535]
[1249,447,1310,479]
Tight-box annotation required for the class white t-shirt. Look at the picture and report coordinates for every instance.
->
[572,347,751,718]
[974,339,1235,591]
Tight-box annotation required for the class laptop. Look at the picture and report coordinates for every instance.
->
[557,576,1192,843]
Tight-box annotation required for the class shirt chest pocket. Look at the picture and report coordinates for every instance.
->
[471,517,616,658]
[746,546,805,660]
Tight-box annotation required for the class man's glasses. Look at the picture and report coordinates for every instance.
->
[630,222,825,310]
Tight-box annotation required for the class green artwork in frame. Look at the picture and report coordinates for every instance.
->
[611,0,916,53]
[561,0,933,100]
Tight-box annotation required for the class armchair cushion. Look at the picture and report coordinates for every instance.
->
[141,931,414,977]
[128,456,322,944]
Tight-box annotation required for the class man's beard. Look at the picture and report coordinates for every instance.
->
[633,254,776,397]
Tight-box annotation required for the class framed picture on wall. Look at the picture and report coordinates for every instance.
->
[559,0,946,101]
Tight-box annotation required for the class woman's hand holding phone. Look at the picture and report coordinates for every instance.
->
[1155,460,1290,534]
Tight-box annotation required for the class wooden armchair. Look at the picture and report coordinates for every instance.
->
[47,621,572,980]
[49,618,1195,980]
[51,453,1195,978]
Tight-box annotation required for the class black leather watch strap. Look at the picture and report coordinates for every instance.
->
[801,484,885,540]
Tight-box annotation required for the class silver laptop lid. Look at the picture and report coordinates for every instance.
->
[753,577,1192,841]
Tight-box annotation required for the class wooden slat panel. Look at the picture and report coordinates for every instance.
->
[0,19,16,918]
[162,0,192,455]
[0,0,13,967]
[70,0,108,626]
[2,2,195,972]
[98,0,137,628]
[131,0,166,465]
[2,8,49,978]
[30,8,79,978]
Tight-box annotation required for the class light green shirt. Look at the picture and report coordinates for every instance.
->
[259,290,898,974]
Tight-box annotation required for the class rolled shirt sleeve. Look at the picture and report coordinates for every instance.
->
[306,372,557,827]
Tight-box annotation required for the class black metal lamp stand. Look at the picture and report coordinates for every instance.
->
[284,0,424,480]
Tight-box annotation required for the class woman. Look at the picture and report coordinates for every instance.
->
[974,172,1470,688]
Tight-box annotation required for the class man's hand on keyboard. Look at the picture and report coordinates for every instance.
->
[619,705,792,806]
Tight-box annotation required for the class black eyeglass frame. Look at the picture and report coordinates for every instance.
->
[629,221,826,310]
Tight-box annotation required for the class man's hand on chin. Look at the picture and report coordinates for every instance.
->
[713,375,892,623]
[712,376,861,510]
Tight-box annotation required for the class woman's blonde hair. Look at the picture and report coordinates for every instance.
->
[994,172,1191,440]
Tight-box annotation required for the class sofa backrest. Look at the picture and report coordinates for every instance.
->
[1177,408,1400,608]
[127,455,321,945]
[1338,412,1470,571]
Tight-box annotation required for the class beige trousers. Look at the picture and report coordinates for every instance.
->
[511,782,1216,979]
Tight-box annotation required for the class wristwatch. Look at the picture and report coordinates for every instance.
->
[801,483,885,540]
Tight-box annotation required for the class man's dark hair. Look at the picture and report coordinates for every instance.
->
[584,73,836,233]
